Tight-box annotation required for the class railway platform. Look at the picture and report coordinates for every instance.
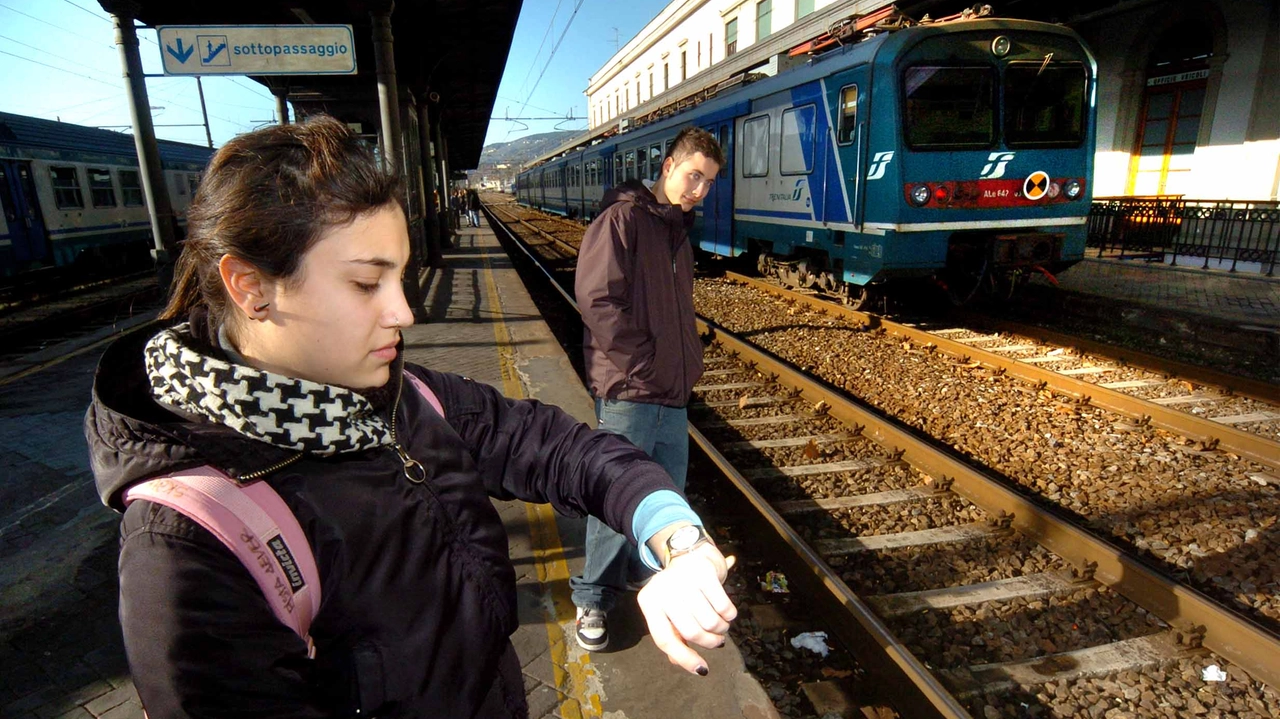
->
[0,218,779,719]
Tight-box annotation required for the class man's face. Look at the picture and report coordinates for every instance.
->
[659,151,720,211]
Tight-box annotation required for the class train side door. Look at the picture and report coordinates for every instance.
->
[824,68,867,228]
[0,160,50,267]
[699,120,734,256]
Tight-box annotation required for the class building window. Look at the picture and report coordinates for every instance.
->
[756,0,772,42]
[649,73,654,97]
[118,169,144,206]
[781,105,816,174]
[636,81,641,104]
[663,63,669,90]
[742,115,770,177]
[838,85,858,144]
[797,0,815,19]
[697,42,701,68]
[49,166,83,209]
[681,51,687,81]
[88,167,116,208]
[725,18,738,57]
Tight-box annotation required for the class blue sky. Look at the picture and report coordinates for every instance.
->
[0,0,669,152]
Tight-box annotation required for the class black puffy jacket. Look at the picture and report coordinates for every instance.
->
[85,327,679,718]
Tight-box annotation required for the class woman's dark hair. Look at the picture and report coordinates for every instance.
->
[162,114,403,328]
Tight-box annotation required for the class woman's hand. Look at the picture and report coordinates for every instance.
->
[636,543,737,676]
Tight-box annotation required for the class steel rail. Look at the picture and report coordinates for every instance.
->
[487,206,581,258]
[698,316,1280,694]
[689,423,975,719]
[950,310,1280,405]
[724,272,1280,471]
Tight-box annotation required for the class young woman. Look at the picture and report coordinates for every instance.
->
[85,116,734,718]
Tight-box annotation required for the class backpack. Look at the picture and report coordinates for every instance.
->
[122,371,444,658]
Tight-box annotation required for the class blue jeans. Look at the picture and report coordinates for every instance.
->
[570,398,688,612]
[468,209,480,227]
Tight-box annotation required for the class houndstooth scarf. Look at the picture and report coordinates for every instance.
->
[144,324,393,456]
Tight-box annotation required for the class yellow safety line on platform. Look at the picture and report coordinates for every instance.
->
[479,248,603,719]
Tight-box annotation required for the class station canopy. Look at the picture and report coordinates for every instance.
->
[103,0,523,170]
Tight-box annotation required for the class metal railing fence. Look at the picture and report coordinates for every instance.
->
[1087,196,1279,276]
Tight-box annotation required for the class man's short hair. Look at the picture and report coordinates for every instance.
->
[664,126,725,170]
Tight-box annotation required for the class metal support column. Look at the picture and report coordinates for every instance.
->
[371,4,403,173]
[418,100,443,267]
[104,0,177,280]
[274,88,290,125]
[433,113,453,240]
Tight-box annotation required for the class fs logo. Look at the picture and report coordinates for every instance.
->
[980,152,1017,179]
[866,151,894,180]
[769,178,810,207]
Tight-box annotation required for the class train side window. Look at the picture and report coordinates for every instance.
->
[837,85,858,144]
[741,115,770,178]
[88,168,116,208]
[639,151,649,183]
[49,166,84,209]
[625,150,636,181]
[781,105,816,175]
[187,173,200,197]
[614,153,623,185]
[118,169,144,206]
[649,145,662,181]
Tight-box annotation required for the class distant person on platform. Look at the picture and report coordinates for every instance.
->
[467,188,483,228]
[571,126,725,651]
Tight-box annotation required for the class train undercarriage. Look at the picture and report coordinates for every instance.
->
[752,232,1068,310]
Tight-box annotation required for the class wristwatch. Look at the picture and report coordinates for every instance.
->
[663,524,714,568]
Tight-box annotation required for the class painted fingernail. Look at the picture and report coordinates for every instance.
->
[696,665,709,676]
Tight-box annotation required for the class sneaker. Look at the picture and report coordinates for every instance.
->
[575,607,608,651]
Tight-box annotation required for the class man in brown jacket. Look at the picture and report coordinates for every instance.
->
[571,126,724,651]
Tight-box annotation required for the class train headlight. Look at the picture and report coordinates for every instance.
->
[991,36,1011,57]
[1064,179,1083,200]
[909,184,931,207]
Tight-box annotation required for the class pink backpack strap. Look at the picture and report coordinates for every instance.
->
[404,370,445,418]
[123,467,321,659]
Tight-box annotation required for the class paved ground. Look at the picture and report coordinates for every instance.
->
[1045,256,1280,329]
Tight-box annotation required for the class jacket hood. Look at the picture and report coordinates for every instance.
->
[600,179,694,231]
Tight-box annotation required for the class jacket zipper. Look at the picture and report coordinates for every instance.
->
[390,373,428,483]
[239,452,304,481]
[673,242,687,401]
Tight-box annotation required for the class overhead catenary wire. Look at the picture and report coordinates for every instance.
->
[0,2,115,50]
[507,0,587,140]
[0,49,119,89]
[0,33,120,80]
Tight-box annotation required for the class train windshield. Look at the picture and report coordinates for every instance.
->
[1004,61,1088,147]
[903,66,995,149]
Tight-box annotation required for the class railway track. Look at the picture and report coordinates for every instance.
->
[482,197,1280,718]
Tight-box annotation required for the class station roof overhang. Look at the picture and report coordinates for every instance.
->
[99,0,523,170]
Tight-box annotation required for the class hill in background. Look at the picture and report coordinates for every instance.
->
[479,130,579,168]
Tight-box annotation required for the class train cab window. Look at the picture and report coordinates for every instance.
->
[649,145,662,181]
[49,166,84,209]
[903,66,995,149]
[118,169,143,206]
[741,115,770,178]
[87,168,116,208]
[1004,61,1087,148]
[837,86,858,144]
[781,105,816,174]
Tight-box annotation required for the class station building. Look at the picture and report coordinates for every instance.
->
[581,0,1280,202]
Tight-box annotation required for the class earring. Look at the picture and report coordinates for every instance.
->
[253,302,270,320]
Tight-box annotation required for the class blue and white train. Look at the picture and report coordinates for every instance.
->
[0,111,213,281]
[517,14,1097,305]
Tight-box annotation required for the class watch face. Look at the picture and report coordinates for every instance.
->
[670,525,701,551]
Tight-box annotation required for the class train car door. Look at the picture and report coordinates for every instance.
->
[0,160,50,266]
[823,67,868,228]
[699,121,734,256]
